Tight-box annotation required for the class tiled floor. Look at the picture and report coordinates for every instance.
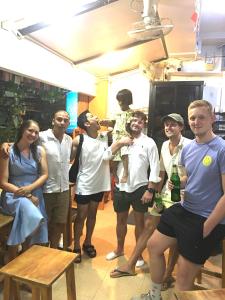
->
[0,200,223,300]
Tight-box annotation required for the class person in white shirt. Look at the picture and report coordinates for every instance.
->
[71,110,132,263]
[39,110,72,249]
[110,113,191,286]
[106,111,161,267]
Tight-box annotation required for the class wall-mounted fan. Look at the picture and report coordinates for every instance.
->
[128,0,173,41]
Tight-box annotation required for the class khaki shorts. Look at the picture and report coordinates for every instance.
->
[43,191,69,224]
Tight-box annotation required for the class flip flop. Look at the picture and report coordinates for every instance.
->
[106,251,124,260]
[110,268,137,278]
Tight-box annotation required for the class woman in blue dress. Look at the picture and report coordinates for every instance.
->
[0,119,48,261]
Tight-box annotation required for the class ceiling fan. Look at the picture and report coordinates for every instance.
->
[128,0,174,41]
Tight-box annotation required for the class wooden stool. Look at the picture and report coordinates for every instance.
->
[196,238,225,288]
[0,213,13,266]
[0,245,77,300]
[174,288,225,300]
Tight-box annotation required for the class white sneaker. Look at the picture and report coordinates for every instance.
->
[106,251,124,260]
[131,291,162,300]
[130,291,152,300]
[135,259,145,268]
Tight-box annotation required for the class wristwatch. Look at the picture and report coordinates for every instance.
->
[146,187,155,194]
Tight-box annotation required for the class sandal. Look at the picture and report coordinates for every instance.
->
[73,248,82,263]
[82,244,97,258]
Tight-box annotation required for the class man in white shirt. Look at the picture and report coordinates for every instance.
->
[110,113,191,284]
[106,111,161,267]
[71,110,132,263]
[39,110,72,248]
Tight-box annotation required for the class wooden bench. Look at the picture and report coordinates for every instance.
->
[174,288,225,300]
[196,238,225,288]
[0,245,77,300]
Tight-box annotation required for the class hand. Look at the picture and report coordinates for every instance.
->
[14,186,32,197]
[153,202,164,214]
[119,136,133,146]
[141,190,153,205]
[28,195,39,206]
[203,221,212,238]
[167,180,174,191]
[99,119,112,127]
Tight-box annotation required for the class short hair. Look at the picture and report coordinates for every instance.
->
[188,100,213,114]
[116,89,133,105]
[132,111,147,122]
[77,110,89,130]
[52,110,70,120]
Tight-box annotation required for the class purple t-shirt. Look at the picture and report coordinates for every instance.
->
[180,136,225,224]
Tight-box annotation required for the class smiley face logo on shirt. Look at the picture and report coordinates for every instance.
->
[202,155,212,166]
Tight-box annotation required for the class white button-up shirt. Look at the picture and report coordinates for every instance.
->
[39,129,72,193]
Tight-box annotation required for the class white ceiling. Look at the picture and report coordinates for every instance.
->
[0,0,217,78]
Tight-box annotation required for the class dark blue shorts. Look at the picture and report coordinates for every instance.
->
[157,204,225,265]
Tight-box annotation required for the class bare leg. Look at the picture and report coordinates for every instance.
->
[120,155,129,183]
[111,160,119,184]
[73,203,89,250]
[175,255,202,290]
[83,201,99,246]
[110,215,160,276]
[110,211,129,256]
[133,210,146,260]
[162,244,179,288]
[147,229,177,284]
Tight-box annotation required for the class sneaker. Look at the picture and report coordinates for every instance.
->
[130,291,152,300]
[131,291,162,300]
[135,259,145,268]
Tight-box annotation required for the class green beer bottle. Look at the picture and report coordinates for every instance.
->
[170,164,181,202]
[154,192,164,213]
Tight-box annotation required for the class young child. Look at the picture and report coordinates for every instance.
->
[101,89,133,183]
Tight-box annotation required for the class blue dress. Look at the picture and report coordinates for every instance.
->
[0,146,48,246]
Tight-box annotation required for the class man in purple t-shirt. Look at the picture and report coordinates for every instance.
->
[132,100,225,300]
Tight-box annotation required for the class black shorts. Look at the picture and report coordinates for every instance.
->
[75,192,104,205]
[157,204,225,265]
[113,185,149,213]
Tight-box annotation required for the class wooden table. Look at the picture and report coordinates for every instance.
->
[174,288,225,300]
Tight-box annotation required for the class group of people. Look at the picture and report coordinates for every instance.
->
[0,88,225,300]
[108,98,225,300]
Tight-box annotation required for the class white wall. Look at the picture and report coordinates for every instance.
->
[107,69,150,118]
[0,29,96,96]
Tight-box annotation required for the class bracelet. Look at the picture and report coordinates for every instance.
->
[26,193,32,199]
